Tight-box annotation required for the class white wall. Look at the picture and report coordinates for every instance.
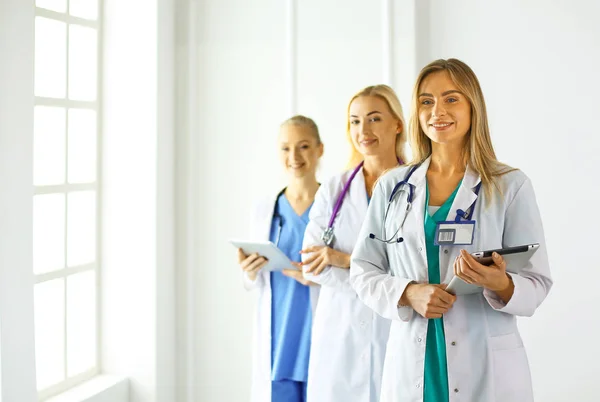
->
[417,1,600,400]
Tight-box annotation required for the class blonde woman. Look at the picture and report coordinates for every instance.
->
[301,85,406,402]
[239,115,323,402]
[350,59,552,401]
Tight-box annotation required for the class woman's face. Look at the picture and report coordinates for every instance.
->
[418,70,472,146]
[348,96,401,159]
[278,124,323,179]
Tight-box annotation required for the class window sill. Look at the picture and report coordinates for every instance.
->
[45,375,128,402]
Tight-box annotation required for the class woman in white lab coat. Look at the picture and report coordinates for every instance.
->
[350,59,553,402]
[239,115,323,402]
[301,85,407,402]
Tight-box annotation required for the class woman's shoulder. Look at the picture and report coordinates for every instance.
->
[376,164,414,192]
[318,169,355,199]
[494,165,529,191]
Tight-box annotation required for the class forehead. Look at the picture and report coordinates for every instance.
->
[279,124,315,142]
[349,95,391,115]
[419,70,458,95]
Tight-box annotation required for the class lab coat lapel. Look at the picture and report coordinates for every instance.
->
[440,165,481,283]
[348,165,368,224]
[406,157,431,249]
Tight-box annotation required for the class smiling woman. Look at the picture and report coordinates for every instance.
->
[237,115,323,402]
[350,59,552,402]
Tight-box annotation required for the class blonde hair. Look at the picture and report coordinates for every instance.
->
[408,58,514,199]
[345,85,407,168]
[280,115,322,144]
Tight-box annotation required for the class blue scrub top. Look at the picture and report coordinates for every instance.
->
[269,193,313,382]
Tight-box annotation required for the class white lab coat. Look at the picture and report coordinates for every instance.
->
[302,168,391,402]
[243,190,320,402]
[350,157,552,402]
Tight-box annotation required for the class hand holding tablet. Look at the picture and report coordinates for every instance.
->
[446,244,539,295]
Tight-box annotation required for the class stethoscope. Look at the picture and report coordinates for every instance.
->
[368,164,482,243]
[321,158,403,247]
[272,189,286,247]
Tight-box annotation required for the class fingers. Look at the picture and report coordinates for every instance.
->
[245,255,267,272]
[312,258,329,275]
[456,255,483,284]
[240,252,259,270]
[432,287,456,306]
[237,248,248,263]
[304,255,324,274]
[302,252,321,267]
[300,246,324,254]
[282,269,310,286]
[491,252,506,270]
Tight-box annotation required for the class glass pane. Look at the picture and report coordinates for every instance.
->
[36,0,67,13]
[67,191,96,267]
[68,25,97,101]
[67,270,96,376]
[68,109,97,183]
[34,194,66,274]
[34,106,66,186]
[34,279,65,390]
[35,17,67,98]
[70,0,98,20]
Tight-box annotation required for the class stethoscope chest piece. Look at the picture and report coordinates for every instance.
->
[321,227,334,247]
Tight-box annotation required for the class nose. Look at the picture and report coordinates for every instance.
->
[359,121,369,136]
[289,147,301,162]
[432,101,447,118]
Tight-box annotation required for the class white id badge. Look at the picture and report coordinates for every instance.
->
[434,220,476,246]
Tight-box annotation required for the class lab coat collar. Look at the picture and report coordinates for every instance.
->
[408,156,482,194]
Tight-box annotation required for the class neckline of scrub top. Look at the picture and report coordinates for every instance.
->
[425,179,463,221]
[280,193,312,220]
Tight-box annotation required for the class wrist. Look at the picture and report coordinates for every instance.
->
[398,281,416,307]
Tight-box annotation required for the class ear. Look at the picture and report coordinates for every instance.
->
[317,142,324,158]
[396,120,403,135]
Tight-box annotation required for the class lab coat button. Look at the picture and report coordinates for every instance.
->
[451,341,456,346]
[416,384,421,389]
[454,388,459,393]
[418,247,423,252]
[417,337,422,343]
[444,249,449,254]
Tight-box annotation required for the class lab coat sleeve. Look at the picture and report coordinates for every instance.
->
[242,270,266,291]
[350,181,415,322]
[302,184,354,292]
[483,177,553,316]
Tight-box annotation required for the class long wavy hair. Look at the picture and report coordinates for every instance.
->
[409,58,514,198]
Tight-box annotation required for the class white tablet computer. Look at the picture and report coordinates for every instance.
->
[229,239,293,272]
[446,243,539,296]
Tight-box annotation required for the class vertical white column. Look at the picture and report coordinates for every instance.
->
[286,0,297,115]
[0,0,38,401]
[382,0,393,85]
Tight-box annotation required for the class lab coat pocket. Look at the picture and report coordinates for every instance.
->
[489,333,533,402]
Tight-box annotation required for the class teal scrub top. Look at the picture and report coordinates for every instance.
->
[423,181,461,402]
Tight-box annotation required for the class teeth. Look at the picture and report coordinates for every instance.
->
[432,123,451,128]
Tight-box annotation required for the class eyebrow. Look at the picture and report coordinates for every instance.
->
[418,90,463,97]
[349,111,382,117]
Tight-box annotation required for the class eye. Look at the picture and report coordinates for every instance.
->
[350,119,359,125]
[421,99,433,105]
[447,97,458,103]
[369,116,381,123]
[281,147,289,152]
[301,145,310,149]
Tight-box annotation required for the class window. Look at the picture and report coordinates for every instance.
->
[33,0,101,399]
